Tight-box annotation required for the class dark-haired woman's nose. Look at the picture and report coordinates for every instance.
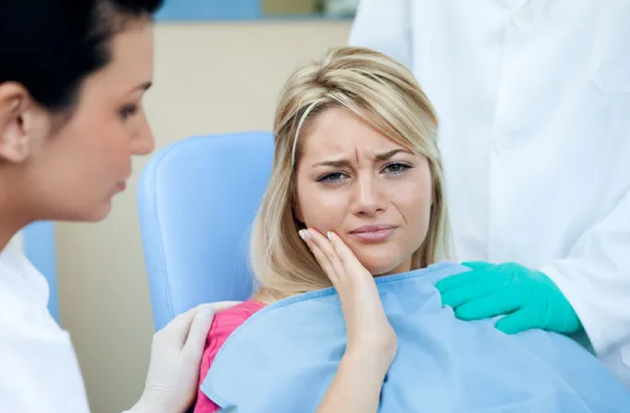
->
[131,114,155,156]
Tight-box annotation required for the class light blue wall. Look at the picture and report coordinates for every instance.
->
[23,222,58,321]
[156,0,262,21]
[155,0,353,23]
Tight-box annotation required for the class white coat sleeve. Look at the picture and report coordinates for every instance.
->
[348,0,413,69]
[541,188,630,357]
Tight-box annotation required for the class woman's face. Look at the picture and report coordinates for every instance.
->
[0,21,155,222]
[295,107,434,275]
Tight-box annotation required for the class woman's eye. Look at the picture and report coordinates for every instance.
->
[383,162,410,175]
[119,104,139,120]
[317,172,347,183]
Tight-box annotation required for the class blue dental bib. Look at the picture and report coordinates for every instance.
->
[201,262,630,412]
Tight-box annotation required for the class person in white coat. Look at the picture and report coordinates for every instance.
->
[349,0,630,387]
[0,0,236,412]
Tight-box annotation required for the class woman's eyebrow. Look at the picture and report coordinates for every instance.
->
[312,158,350,168]
[127,81,152,95]
[312,149,411,168]
[374,149,412,161]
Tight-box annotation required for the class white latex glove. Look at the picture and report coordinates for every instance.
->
[125,301,241,413]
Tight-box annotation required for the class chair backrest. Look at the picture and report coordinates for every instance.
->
[137,131,274,330]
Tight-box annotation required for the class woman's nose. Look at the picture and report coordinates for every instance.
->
[131,115,155,156]
[351,174,386,216]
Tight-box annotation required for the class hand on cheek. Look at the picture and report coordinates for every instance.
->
[298,228,397,364]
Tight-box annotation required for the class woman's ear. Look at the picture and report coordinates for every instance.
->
[0,82,50,163]
[0,83,29,163]
[292,195,305,225]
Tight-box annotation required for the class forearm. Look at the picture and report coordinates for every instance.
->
[540,188,630,354]
[316,351,389,413]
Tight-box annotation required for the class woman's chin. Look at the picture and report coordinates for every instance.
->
[359,255,412,277]
[349,241,415,276]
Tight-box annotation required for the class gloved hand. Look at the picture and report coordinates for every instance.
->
[126,301,241,413]
[435,262,582,335]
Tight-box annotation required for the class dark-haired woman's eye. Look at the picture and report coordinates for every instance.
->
[119,104,139,120]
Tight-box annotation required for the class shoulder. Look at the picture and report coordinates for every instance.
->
[0,246,57,332]
[204,300,265,358]
[208,300,265,341]
[211,300,265,327]
[193,300,265,412]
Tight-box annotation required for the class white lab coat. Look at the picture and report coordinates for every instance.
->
[350,0,630,386]
[0,244,90,412]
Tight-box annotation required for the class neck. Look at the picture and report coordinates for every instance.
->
[381,256,413,276]
[0,216,29,253]
[0,175,33,252]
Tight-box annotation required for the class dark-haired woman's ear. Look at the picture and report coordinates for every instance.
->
[0,82,48,163]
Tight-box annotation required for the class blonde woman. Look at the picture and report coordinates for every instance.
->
[192,47,630,413]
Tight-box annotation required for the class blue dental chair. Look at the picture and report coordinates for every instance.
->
[137,131,275,331]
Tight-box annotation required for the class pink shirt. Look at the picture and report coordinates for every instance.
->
[193,300,265,413]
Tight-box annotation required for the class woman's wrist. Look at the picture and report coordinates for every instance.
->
[342,346,394,377]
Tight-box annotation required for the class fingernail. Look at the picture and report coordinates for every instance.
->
[298,229,307,240]
[327,231,332,240]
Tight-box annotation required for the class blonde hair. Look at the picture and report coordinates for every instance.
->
[250,47,451,303]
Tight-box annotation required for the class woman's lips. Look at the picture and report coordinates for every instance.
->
[349,225,397,242]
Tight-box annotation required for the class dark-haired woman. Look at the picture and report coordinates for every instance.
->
[0,1,236,412]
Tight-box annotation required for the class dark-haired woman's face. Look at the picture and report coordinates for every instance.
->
[25,22,155,222]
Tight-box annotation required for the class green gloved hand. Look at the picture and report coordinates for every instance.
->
[435,261,583,335]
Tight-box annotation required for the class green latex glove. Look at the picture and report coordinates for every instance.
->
[435,261,583,335]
